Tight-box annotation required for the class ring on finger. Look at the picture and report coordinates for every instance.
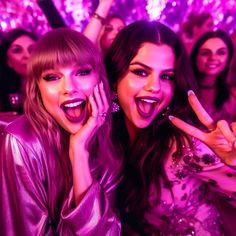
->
[208,124,216,132]
[208,128,215,132]
[98,112,107,118]
[98,111,107,120]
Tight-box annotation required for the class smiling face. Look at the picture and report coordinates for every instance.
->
[7,35,36,78]
[196,37,229,82]
[100,17,125,52]
[117,42,175,137]
[38,64,99,134]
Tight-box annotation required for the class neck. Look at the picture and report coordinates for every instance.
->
[125,118,139,146]
[199,75,217,89]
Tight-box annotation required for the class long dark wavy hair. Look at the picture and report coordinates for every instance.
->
[104,20,198,234]
[25,28,119,220]
[0,28,37,112]
[190,30,233,109]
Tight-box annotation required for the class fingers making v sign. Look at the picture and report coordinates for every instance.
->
[169,90,236,169]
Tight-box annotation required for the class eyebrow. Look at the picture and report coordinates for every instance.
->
[200,47,227,51]
[130,61,175,72]
[10,44,22,47]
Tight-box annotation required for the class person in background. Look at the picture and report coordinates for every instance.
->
[0,30,3,45]
[190,33,236,233]
[190,30,236,123]
[0,28,121,235]
[0,28,37,113]
[83,0,125,56]
[36,0,125,56]
[104,20,236,235]
[180,12,214,54]
[229,28,236,86]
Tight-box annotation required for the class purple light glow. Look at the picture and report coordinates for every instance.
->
[0,0,236,36]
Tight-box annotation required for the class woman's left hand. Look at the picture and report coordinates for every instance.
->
[169,90,236,168]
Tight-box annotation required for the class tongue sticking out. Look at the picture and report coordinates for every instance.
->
[64,106,82,118]
[62,101,86,122]
[136,99,156,118]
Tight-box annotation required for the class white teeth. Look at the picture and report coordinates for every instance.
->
[140,99,156,103]
[207,64,217,68]
[64,101,83,108]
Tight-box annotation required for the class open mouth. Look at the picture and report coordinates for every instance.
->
[135,97,160,118]
[61,99,86,123]
[206,63,219,69]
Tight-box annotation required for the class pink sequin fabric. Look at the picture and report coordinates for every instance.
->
[143,139,236,235]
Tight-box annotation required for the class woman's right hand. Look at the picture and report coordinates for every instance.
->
[169,90,236,168]
[69,81,109,204]
[69,81,109,158]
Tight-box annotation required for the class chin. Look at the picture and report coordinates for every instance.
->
[135,120,152,129]
[63,123,83,134]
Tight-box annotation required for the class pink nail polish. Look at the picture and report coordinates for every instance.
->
[188,90,195,96]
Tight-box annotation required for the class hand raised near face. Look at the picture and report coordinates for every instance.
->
[169,90,236,168]
[69,81,109,157]
[99,0,114,4]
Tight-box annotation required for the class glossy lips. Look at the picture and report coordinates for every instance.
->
[135,96,160,118]
[61,99,86,123]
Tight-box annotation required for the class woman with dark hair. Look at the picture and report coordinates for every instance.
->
[0,28,37,113]
[104,20,236,235]
[0,28,121,235]
[84,0,125,56]
[190,30,236,123]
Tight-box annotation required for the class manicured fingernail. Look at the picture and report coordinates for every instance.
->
[168,115,174,121]
[95,85,98,92]
[100,81,104,89]
[188,90,195,96]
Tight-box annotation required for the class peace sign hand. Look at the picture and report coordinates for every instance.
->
[169,90,236,168]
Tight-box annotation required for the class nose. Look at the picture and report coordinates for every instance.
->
[209,52,218,60]
[114,29,120,36]
[144,74,161,93]
[22,49,31,59]
[63,76,77,95]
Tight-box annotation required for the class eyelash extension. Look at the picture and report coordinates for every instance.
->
[42,74,59,81]
[76,68,92,76]
[161,74,175,81]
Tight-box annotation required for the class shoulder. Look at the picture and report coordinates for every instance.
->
[4,115,37,141]
[0,115,50,179]
[1,115,43,155]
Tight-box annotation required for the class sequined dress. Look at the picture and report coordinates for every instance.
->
[143,139,236,236]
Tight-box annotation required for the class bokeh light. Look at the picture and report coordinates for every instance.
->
[0,0,236,36]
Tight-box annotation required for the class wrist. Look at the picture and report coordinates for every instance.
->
[95,1,112,19]
[92,12,106,25]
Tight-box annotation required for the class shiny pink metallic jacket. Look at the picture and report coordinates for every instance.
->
[0,116,121,236]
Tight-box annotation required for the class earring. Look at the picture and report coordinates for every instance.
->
[111,92,120,113]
